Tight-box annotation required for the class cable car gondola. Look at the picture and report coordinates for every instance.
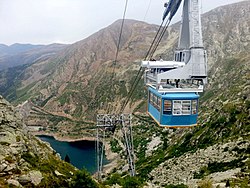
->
[148,87,199,127]
[141,0,207,128]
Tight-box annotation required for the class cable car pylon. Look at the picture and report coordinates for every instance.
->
[96,114,135,180]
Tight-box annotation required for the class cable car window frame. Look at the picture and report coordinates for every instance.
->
[163,100,172,114]
[153,95,157,108]
[192,100,198,114]
[182,100,191,115]
[173,100,191,115]
[149,91,153,104]
[157,96,161,111]
[173,100,182,115]
[148,91,161,111]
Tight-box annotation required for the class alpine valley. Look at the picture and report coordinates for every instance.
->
[0,1,249,187]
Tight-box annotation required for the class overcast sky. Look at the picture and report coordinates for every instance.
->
[0,0,244,45]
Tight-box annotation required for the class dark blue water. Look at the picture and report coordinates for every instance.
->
[37,135,104,174]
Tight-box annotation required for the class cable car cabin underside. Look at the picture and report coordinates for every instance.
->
[148,87,199,128]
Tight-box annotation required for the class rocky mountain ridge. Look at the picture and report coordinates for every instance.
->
[105,50,250,186]
[0,43,68,70]
[0,1,249,187]
[148,139,249,187]
[0,43,43,56]
[0,94,100,187]
[0,1,249,142]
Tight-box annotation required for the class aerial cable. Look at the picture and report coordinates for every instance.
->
[144,10,173,60]
[119,21,164,113]
[114,0,129,64]
[121,2,171,93]
[200,0,203,14]
[119,68,144,113]
[143,20,165,61]
[119,14,176,114]
[119,0,156,113]
[119,16,171,113]
[148,0,183,59]
[106,0,129,114]
[148,19,171,60]
[143,0,152,21]
[120,0,184,114]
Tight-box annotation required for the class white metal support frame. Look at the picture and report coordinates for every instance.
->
[141,0,207,91]
[96,114,135,180]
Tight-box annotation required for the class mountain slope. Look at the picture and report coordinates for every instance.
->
[0,43,68,70]
[202,0,250,68]
[0,20,162,138]
[0,95,75,187]
[141,52,250,187]
[0,1,249,187]
[104,51,250,188]
[0,1,249,140]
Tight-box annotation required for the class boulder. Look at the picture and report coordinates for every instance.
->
[55,170,65,176]
[146,136,162,157]
[18,174,32,185]
[7,179,22,187]
[0,131,16,145]
[29,170,43,186]
[4,163,16,172]
[0,163,7,172]
[18,170,43,186]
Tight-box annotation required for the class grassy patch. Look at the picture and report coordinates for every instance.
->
[194,158,245,179]
[22,152,39,167]
[110,139,123,153]
[105,173,141,188]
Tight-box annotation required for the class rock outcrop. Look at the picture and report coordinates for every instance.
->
[146,139,249,187]
[0,95,76,187]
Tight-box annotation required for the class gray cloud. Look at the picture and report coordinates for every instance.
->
[0,0,243,45]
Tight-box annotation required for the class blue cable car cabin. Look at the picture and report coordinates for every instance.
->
[148,87,199,128]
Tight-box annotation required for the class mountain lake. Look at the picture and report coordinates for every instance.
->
[37,135,107,174]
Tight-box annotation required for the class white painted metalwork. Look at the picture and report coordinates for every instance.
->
[96,114,135,180]
[142,0,207,91]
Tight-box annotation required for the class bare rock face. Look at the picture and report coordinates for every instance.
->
[18,170,43,186]
[1,2,249,139]
[7,179,22,187]
[145,136,162,157]
[0,95,76,187]
[202,1,250,68]
[0,95,44,186]
[147,139,249,187]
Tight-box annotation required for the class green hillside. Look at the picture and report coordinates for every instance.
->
[104,53,250,187]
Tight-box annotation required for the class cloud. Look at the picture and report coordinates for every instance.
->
[0,0,243,45]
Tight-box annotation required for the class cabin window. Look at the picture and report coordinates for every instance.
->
[153,95,157,108]
[149,92,153,104]
[173,101,182,115]
[180,52,183,61]
[182,100,191,115]
[163,100,172,114]
[173,100,191,115]
[192,100,197,114]
[157,97,161,111]
[151,94,156,109]
[149,92,161,111]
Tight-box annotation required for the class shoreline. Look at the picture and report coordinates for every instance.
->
[34,131,119,174]
[33,132,96,142]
